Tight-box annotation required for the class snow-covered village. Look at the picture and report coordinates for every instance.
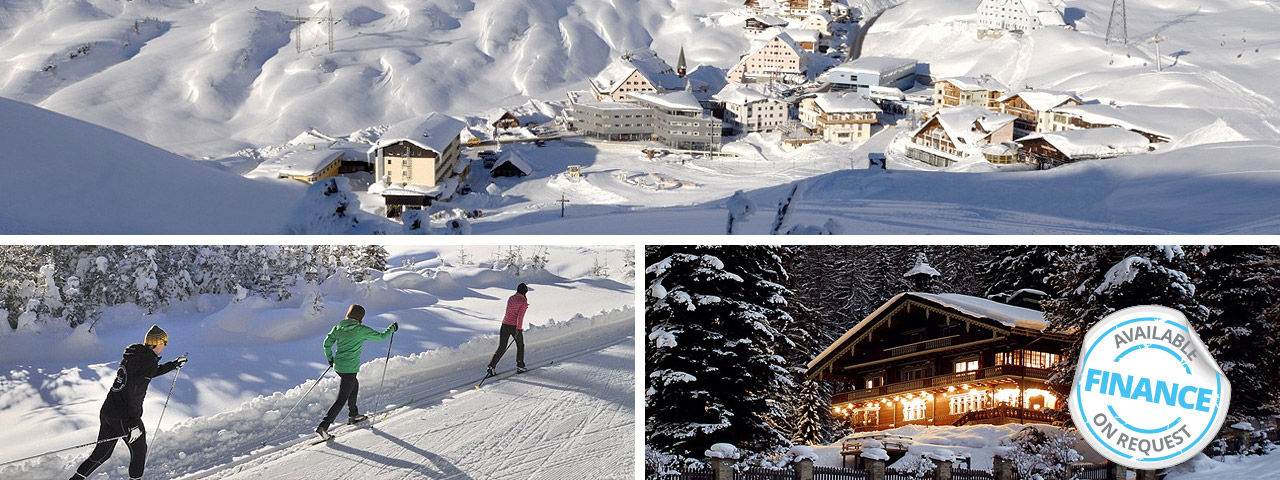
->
[1,0,1279,234]
[0,245,636,478]
[646,245,1280,479]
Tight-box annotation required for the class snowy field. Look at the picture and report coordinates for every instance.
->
[2,0,1280,234]
[0,245,635,478]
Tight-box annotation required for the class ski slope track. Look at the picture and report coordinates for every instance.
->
[0,305,635,479]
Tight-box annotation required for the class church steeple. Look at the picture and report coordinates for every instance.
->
[677,45,687,78]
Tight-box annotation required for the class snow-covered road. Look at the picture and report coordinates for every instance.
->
[208,338,634,479]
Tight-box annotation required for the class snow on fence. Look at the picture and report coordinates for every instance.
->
[951,468,995,480]
[734,465,797,480]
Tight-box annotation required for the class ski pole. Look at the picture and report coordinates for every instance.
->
[152,353,186,444]
[0,433,131,467]
[260,365,332,446]
[372,329,395,421]
[477,336,517,389]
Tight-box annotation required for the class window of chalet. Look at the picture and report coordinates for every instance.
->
[949,391,990,415]
[954,357,979,373]
[901,327,926,345]
[864,372,885,389]
[994,350,1061,369]
[900,363,929,382]
[903,400,926,421]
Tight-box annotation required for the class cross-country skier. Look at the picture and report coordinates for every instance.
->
[316,304,396,440]
[70,325,187,480]
[487,283,530,377]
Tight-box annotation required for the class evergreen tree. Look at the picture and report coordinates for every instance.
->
[646,246,792,457]
[1193,245,1280,420]
[1043,246,1206,393]
[979,245,1064,300]
[791,378,831,445]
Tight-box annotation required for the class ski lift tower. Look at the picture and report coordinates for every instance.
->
[1105,0,1128,47]
[1149,35,1167,72]
[290,8,336,54]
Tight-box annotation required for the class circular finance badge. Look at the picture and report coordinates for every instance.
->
[1070,305,1231,469]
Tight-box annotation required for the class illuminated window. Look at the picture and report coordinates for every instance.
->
[954,358,979,373]
[903,400,926,421]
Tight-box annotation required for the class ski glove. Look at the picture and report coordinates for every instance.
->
[328,358,334,367]
[172,355,188,369]
[126,425,143,444]
[391,322,398,332]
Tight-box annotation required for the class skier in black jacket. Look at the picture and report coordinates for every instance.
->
[70,325,186,480]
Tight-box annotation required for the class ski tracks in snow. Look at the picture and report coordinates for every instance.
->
[209,337,634,479]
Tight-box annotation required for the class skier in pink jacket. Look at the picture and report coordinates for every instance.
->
[487,283,529,376]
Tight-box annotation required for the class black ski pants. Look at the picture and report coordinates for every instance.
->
[71,415,146,480]
[319,372,360,430]
[488,324,525,369]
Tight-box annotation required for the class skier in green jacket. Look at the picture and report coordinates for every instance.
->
[316,304,397,439]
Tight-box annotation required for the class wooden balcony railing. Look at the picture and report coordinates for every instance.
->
[832,364,1051,404]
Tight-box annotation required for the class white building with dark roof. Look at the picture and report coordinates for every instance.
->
[978,0,1065,33]
[713,83,789,133]
[368,113,467,215]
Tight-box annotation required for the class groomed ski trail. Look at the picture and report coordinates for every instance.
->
[204,337,634,479]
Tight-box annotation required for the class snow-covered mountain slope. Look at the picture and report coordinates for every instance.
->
[0,96,302,234]
[865,0,1280,142]
[0,245,635,478]
[0,0,749,157]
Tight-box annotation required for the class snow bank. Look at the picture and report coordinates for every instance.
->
[707,443,742,459]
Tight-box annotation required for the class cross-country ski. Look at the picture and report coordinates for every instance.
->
[0,245,635,479]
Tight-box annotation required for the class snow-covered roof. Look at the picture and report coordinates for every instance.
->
[805,11,833,23]
[807,292,1053,376]
[712,83,777,105]
[748,14,789,26]
[491,150,533,175]
[486,108,517,125]
[1048,103,1216,140]
[831,56,917,76]
[912,293,1048,331]
[938,75,1008,92]
[784,28,820,44]
[930,106,1016,146]
[276,148,343,176]
[998,90,1081,112]
[1019,127,1151,159]
[590,50,684,95]
[1023,0,1065,27]
[369,113,466,154]
[813,92,881,113]
[630,90,704,112]
[903,262,940,278]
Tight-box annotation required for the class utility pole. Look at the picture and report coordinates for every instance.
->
[1149,35,1167,72]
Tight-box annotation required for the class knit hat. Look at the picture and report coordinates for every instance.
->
[144,325,168,346]
[347,304,365,322]
[516,283,529,294]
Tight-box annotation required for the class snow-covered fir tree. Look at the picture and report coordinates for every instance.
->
[1001,426,1082,480]
[646,245,793,457]
[790,378,830,445]
[1193,245,1280,421]
[979,245,1066,301]
[1042,246,1206,395]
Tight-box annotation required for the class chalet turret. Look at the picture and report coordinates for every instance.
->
[808,292,1071,432]
[902,252,940,292]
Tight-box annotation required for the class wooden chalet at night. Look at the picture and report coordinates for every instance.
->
[807,292,1071,432]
